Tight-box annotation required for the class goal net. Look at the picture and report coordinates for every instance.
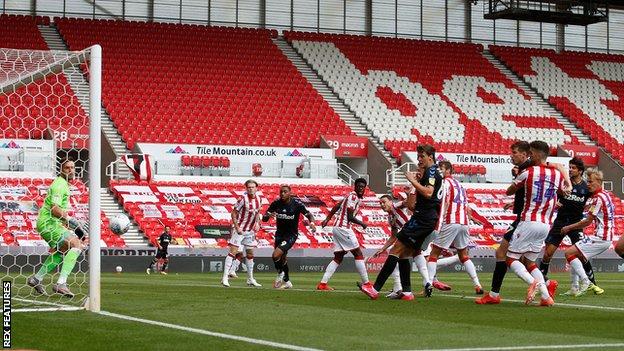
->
[0,45,101,312]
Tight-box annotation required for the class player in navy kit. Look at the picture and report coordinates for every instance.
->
[147,226,172,275]
[539,157,600,296]
[359,144,443,300]
[263,185,316,289]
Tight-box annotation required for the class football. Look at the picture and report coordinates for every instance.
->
[109,214,131,235]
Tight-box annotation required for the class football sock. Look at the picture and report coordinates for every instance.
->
[58,248,81,285]
[426,257,438,284]
[148,258,158,270]
[321,259,339,284]
[491,261,508,294]
[529,265,550,298]
[391,266,402,292]
[282,262,290,282]
[223,254,235,280]
[539,260,550,280]
[245,256,255,280]
[568,257,590,285]
[462,258,481,287]
[230,256,242,274]
[354,256,369,284]
[582,260,596,284]
[398,258,412,293]
[162,259,169,271]
[373,255,399,292]
[35,251,63,281]
[437,255,460,268]
[509,260,534,285]
[414,254,431,285]
[273,257,284,272]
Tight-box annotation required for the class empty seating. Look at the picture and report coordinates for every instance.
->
[55,18,353,150]
[491,45,624,163]
[285,32,582,160]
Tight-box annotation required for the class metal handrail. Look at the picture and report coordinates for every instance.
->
[337,163,368,185]
[385,162,417,188]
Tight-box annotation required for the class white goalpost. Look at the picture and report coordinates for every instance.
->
[0,44,101,312]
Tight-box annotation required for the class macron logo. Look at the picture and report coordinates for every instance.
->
[0,141,20,149]
[166,146,188,154]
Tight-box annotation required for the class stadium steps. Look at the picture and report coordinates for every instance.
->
[38,24,132,179]
[273,37,406,184]
[483,50,595,146]
[100,188,148,247]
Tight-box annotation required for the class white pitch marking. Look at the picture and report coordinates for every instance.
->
[405,343,624,351]
[97,310,323,351]
[14,306,83,313]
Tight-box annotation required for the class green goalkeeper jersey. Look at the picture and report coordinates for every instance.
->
[37,176,70,227]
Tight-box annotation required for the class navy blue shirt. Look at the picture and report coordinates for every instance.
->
[158,232,172,250]
[413,164,443,223]
[266,198,310,237]
[555,180,589,223]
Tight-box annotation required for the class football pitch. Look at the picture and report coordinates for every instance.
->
[13,272,624,351]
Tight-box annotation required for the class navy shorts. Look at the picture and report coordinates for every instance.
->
[396,217,436,251]
[274,235,297,253]
[155,249,168,259]
[545,219,583,247]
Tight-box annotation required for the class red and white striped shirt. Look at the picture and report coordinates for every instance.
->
[234,192,262,232]
[389,201,411,231]
[514,165,564,224]
[586,189,615,241]
[438,176,469,229]
[334,191,361,229]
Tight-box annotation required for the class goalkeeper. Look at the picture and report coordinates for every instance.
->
[27,158,87,298]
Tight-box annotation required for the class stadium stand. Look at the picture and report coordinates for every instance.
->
[111,179,624,249]
[54,18,353,150]
[284,32,583,161]
[490,45,624,163]
[0,177,124,247]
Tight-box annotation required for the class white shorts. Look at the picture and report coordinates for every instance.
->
[332,227,360,252]
[228,230,258,249]
[576,236,611,260]
[433,224,469,250]
[508,221,550,261]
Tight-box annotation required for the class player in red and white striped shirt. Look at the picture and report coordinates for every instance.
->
[317,178,371,291]
[503,141,568,306]
[222,179,262,287]
[427,161,483,295]
[562,168,613,296]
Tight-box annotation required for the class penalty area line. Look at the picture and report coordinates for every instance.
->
[97,310,322,351]
[405,343,624,351]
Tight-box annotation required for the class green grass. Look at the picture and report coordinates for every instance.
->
[12,271,624,351]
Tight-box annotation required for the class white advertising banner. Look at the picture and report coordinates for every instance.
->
[138,143,334,160]
[404,151,571,183]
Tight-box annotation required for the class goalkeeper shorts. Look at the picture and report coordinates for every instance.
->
[36,221,74,250]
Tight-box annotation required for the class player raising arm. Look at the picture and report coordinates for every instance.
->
[317,178,371,291]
